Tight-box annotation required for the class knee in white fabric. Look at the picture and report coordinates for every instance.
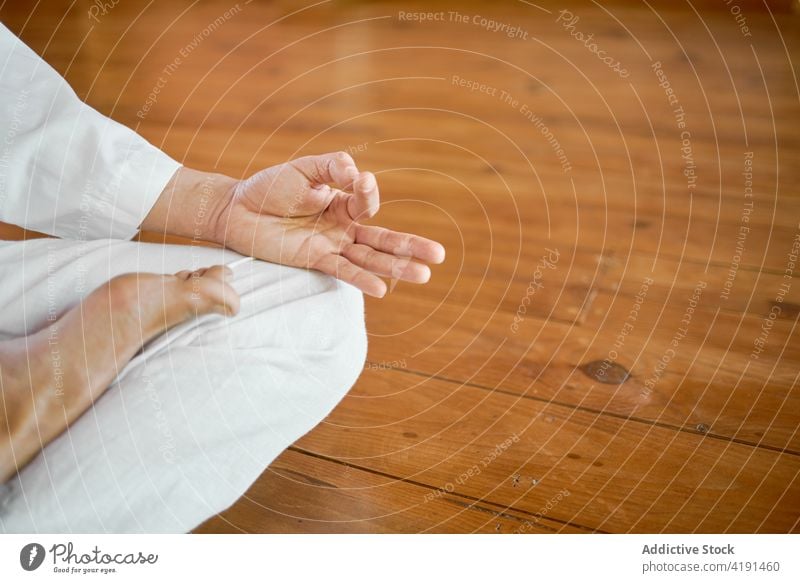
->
[192,262,367,417]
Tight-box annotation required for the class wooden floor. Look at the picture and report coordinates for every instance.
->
[2,0,799,533]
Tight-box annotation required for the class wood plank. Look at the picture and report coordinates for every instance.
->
[294,368,800,533]
[599,252,800,320]
[362,293,800,451]
[194,449,586,533]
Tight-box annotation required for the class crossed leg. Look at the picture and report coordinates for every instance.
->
[0,237,366,532]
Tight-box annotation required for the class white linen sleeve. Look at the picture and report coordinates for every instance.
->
[0,23,181,240]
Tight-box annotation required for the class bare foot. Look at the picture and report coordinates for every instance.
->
[0,265,240,482]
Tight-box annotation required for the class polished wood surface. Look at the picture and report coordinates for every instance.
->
[1,0,798,533]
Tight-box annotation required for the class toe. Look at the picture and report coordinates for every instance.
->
[202,265,234,282]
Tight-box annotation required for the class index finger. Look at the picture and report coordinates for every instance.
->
[355,224,445,264]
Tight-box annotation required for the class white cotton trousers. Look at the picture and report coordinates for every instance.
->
[0,237,366,533]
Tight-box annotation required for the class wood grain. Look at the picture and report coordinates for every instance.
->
[195,449,589,533]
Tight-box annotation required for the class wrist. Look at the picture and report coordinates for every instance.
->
[141,167,240,244]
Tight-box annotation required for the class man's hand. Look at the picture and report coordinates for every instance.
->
[142,152,445,297]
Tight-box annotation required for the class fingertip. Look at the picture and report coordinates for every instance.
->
[430,243,446,264]
[420,264,432,283]
[356,171,376,192]
[370,279,388,298]
[335,150,356,166]
[330,151,358,188]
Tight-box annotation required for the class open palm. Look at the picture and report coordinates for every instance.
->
[215,152,445,297]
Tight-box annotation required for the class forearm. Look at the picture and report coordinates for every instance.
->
[140,167,239,243]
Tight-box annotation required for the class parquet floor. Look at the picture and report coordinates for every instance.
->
[1,0,798,533]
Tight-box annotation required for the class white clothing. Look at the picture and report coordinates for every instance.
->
[0,25,366,532]
[0,23,179,240]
